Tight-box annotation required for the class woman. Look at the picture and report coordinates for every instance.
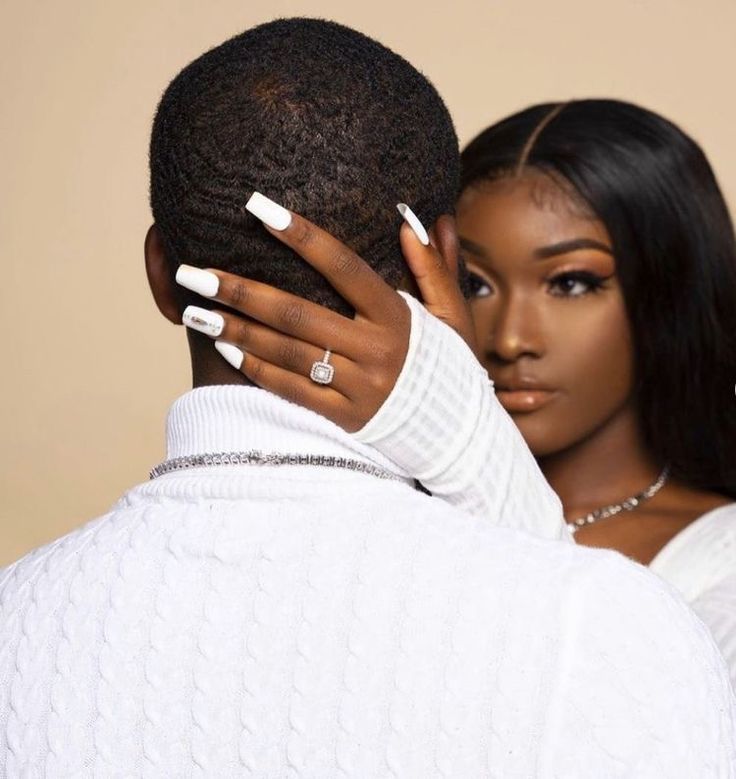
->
[177,99,736,680]
[454,101,736,679]
[458,100,736,560]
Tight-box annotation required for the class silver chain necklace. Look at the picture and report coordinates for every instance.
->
[567,465,670,535]
[149,450,405,483]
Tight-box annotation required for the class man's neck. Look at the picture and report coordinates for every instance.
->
[188,329,255,388]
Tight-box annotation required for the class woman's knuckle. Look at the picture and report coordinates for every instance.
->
[293,220,315,247]
[367,365,389,392]
[331,249,360,277]
[278,302,309,329]
[387,303,410,332]
[321,319,342,346]
[364,340,391,363]
[249,359,265,384]
[278,340,304,369]
[229,281,249,307]
[235,320,251,343]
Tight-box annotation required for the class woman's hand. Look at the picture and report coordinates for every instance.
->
[177,199,476,433]
[399,211,477,350]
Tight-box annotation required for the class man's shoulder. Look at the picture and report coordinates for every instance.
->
[0,511,119,606]
[539,538,736,772]
[407,491,732,649]
[384,486,679,607]
[0,484,708,629]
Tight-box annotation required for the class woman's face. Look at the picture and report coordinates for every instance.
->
[456,172,635,458]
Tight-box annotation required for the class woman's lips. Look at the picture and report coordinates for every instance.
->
[495,388,556,413]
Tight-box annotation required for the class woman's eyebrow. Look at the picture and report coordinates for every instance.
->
[534,238,613,259]
[459,237,490,258]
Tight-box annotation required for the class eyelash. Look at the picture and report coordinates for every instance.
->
[548,271,611,297]
[466,270,611,299]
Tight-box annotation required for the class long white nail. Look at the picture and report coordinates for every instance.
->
[397,203,430,246]
[215,341,244,370]
[176,265,220,298]
[182,306,224,337]
[246,191,292,231]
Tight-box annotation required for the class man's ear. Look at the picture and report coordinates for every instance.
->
[144,224,181,324]
[428,214,461,280]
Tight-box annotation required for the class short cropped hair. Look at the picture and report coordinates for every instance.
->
[461,99,736,498]
[150,18,459,315]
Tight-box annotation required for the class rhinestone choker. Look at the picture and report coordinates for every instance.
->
[567,465,670,535]
[150,450,405,483]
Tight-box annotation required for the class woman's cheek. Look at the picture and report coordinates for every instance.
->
[522,303,634,456]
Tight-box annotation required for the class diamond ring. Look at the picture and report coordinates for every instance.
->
[310,349,335,385]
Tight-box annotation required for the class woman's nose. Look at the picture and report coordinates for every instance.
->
[484,293,545,363]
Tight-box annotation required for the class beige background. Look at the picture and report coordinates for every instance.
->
[2,0,735,565]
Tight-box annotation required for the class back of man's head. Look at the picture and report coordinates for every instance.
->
[149,18,459,315]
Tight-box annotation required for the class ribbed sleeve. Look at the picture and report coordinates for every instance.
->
[354,293,570,542]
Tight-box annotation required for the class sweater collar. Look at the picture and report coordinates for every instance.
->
[165,385,407,477]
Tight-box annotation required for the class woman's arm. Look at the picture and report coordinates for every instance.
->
[354,292,569,540]
[176,196,570,541]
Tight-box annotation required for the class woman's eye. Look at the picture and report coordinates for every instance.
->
[467,270,493,298]
[548,271,607,297]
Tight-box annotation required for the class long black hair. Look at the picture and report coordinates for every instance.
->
[461,99,736,498]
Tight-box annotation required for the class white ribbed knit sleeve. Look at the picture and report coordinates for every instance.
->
[354,293,570,542]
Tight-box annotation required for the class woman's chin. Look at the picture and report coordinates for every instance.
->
[506,411,573,459]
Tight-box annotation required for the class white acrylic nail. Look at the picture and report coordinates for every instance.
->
[397,203,430,246]
[182,306,224,337]
[215,341,244,370]
[176,265,220,298]
[245,191,292,231]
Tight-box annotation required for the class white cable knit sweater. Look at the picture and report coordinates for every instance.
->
[356,293,736,688]
[1,384,734,777]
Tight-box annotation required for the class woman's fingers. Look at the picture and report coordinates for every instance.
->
[399,216,477,351]
[178,267,356,354]
[215,314,355,395]
[178,264,408,383]
[182,299,405,427]
[245,192,402,321]
[237,351,365,433]
[399,222,453,309]
[433,214,462,280]
[240,353,357,429]
[174,193,456,432]
[180,299,401,409]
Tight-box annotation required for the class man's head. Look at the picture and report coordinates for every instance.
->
[146,18,459,321]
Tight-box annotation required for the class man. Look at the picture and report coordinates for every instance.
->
[1,18,733,777]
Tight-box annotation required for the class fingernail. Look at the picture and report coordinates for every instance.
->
[176,265,220,298]
[182,305,224,337]
[215,341,244,370]
[397,203,430,246]
[246,191,292,231]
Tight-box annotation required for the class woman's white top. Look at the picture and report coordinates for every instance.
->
[357,294,736,686]
[651,504,736,684]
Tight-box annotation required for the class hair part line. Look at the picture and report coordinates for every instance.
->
[514,102,570,177]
